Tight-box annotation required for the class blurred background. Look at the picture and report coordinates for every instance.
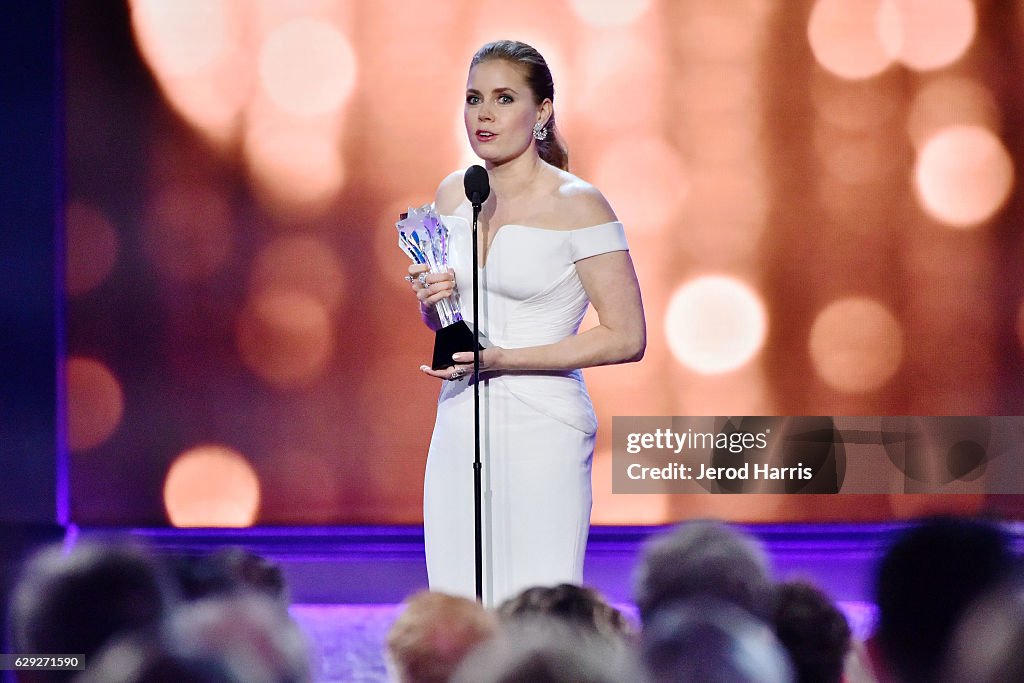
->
[64,0,1024,528]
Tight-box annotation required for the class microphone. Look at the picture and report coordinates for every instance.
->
[464,165,490,209]
[461,170,488,602]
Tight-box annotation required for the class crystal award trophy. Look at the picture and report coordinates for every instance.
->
[397,205,482,370]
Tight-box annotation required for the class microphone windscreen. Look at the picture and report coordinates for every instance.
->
[464,165,490,206]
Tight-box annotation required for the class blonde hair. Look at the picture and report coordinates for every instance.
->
[386,591,498,683]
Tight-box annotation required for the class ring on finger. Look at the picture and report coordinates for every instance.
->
[418,272,428,286]
[404,275,414,283]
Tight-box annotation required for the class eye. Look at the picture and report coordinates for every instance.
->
[466,94,480,105]
[498,94,514,104]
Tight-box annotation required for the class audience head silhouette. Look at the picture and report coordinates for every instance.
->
[498,583,633,644]
[453,617,639,683]
[386,590,498,683]
[773,580,850,683]
[633,519,774,623]
[10,542,172,682]
[875,516,1013,683]
[641,597,794,683]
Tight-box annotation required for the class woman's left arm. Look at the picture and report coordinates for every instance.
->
[424,250,645,377]
[496,250,646,370]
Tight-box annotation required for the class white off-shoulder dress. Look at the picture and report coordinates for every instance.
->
[423,198,629,606]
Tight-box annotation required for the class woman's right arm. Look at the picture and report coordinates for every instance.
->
[409,263,453,331]
[408,170,465,331]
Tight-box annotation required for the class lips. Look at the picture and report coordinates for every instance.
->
[475,130,497,142]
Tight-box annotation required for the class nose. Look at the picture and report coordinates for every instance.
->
[477,101,493,121]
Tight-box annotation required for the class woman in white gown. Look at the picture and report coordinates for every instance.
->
[408,40,646,606]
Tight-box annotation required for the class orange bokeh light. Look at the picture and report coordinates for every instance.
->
[237,289,334,389]
[569,0,651,27]
[809,297,903,394]
[250,236,346,313]
[243,106,346,216]
[130,0,230,76]
[143,182,234,282]
[66,357,124,452]
[665,276,768,375]
[257,17,356,118]
[808,0,893,80]
[66,200,119,296]
[914,125,1014,229]
[250,0,352,34]
[129,0,249,144]
[163,444,260,527]
[879,0,975,71]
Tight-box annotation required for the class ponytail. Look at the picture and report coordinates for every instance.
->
[538,113,569,171]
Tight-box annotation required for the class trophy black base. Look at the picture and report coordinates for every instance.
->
[432,320,483,370]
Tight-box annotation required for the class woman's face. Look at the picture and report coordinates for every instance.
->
[464,59,549,166]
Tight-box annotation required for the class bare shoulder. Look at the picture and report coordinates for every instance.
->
[554,171,618,227]
[434,169,466,214]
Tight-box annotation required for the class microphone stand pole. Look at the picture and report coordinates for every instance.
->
[470,199,483,603]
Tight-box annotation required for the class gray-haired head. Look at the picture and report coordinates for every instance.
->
[633,519,774,624]
[641,597,794,683]
[10,540,173,681]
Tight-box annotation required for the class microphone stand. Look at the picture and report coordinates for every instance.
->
[470,198,483,603]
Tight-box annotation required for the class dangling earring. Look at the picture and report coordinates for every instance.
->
[533,122,548,141]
